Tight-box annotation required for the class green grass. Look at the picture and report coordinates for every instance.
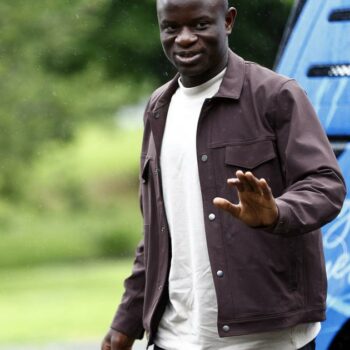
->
[0,260,134,343]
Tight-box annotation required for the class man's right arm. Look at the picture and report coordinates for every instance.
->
[101,239,146,350]
[101,97,157,350]
[101,83,173,349]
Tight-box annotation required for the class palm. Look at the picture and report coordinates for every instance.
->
[214,170,278,227]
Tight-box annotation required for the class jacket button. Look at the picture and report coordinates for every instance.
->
[217,270,224,278]
[201,154,208,162]
[222,325,230,332]
[208,213,216,221]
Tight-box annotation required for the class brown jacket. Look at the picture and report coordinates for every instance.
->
[111,51,346,344]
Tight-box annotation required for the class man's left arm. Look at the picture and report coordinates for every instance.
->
[215,79,346,236]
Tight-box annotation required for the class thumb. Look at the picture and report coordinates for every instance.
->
[213,197,241,218]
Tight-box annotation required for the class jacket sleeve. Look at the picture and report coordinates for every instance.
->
[110,237,146,339]
[268,79,346,236]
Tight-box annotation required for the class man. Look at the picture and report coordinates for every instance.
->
[102,0,346,349]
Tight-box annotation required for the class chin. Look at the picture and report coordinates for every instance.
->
[177,65,208,78]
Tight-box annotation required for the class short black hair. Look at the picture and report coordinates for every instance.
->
[157,0,230,12]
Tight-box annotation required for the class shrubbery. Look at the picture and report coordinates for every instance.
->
[0,125,143,268]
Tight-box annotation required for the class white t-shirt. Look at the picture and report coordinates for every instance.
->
[155,69,320,350]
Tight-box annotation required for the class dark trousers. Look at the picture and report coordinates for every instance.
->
[154,338,316,350]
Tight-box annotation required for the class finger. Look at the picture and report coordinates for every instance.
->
[213,197,241,218]
[101,342,110,350]
[110,339,117,350]
[101,337,111,350]
[227,178,244,192]
[259,178,273,200]
[245,171,263,195]
[236,170,254,192]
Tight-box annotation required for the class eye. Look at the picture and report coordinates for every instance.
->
[195,22,209,30]
[163,24,177,34]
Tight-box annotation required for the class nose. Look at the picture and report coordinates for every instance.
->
[175,27,197,47]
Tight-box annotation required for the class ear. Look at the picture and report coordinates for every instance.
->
[225,7,237,34]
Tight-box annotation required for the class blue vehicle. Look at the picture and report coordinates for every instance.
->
[276,1,350,349]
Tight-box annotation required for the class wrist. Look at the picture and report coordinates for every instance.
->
[111,329,135,347]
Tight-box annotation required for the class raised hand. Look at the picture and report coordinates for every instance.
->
[213,170,278,228]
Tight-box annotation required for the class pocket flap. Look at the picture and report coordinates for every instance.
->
[225,140,276,169]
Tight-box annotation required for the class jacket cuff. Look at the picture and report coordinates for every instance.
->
[262,198,291,235]
[111,307,145,340]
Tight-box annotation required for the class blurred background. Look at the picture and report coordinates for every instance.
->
[0,0,293,348]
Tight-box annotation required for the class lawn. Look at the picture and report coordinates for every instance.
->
[0,259,134,344]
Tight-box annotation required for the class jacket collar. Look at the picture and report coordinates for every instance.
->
[153,49,245,112]
[215,50,245,100]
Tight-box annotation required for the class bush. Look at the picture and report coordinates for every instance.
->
[0,124,144,268]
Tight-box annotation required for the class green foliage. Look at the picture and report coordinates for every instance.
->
[41,0,168,80]
[230,0,293,68]
[0,0,153,197]
[23,125,142,210]
[0,1,71,195]
[0,205,141,268]
[0,126,143,268]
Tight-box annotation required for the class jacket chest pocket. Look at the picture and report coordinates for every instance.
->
[224,140,284,196]
[225,140,276,169]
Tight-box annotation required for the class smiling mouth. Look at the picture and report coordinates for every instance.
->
[175,51,202,65]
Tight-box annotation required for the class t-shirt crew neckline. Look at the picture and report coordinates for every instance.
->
[178,68,227,97]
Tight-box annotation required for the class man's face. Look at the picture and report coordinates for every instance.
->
[157,0,236,87]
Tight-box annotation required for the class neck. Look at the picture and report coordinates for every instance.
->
[180,51,229,88]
